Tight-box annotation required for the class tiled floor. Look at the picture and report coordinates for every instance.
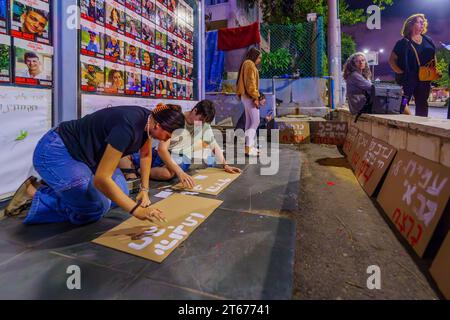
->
[0,145,299,300]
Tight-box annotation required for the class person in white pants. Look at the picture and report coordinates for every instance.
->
[235,47,262,156]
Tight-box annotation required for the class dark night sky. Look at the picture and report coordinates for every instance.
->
[343,0,450,80]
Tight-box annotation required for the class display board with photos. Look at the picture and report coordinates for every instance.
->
[0,0,54,87]
[79,0,197,101]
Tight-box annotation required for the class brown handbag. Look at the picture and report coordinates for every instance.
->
[409,41,441,81]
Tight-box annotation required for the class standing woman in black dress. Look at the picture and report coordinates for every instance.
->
[5,104,185,225]
[389,14,438,117]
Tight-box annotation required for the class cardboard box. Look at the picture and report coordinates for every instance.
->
[93,193,223,263]
[430,231,450,299]
[310,121,348,146]
[377,150,450,257]
[276,117,310,144]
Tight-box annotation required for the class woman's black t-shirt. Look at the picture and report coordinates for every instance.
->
[393,36,436,76]
[58,106,151,169]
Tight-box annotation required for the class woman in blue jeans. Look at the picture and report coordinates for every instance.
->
[5,104,185,225]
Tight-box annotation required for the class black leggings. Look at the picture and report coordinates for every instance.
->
[403,78,431,117]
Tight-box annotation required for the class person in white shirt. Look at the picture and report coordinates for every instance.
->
[120,100,241,187]
[18,52,45,79]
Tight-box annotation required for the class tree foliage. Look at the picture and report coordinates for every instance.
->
[341,33,356,64]
[260,0,394,26]
[435,48,450,88]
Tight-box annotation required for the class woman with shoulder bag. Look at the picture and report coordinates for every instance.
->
[389,14,441,117]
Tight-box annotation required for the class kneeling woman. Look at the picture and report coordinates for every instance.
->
[5,104,185,225]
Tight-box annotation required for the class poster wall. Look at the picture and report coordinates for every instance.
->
[0,0,54,87]
[0,0,7,34]
[0,87,52,199]
[79,0,198,109]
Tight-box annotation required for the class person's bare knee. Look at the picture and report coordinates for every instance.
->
[151,167,176,181]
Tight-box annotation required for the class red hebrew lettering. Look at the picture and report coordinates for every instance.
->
[393,208,402,225]
[363,164,375,183]
[409,224,423,247]
[406,216,415,238]
[352,152,361,167]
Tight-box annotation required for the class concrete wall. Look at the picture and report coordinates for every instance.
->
[336,109,450,168]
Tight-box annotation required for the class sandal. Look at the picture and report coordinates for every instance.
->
[5,176,37,217]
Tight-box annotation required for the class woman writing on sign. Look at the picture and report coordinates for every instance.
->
[236,47,262,157]
[5,104,185,225]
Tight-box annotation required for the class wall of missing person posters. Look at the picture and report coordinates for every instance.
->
[0,0,53,199]
[0,0,53,87]
[79,0,199,116]
[0,0,202,199]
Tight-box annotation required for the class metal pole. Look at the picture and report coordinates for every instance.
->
[328,0,341,108]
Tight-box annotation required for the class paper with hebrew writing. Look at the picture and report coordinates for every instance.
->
[172,167,242,195]
[92,194,223,263]
[377,150,450,257]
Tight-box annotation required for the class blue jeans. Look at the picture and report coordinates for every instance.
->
[131,147,192,172]
[24,129,129,225]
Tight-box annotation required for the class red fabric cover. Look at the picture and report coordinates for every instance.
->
[217,22,260,51]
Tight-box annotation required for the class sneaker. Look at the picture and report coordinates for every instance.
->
[4,176,37,217]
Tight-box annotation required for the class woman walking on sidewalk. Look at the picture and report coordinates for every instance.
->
[236,47,261,157]
[389,14,440,117]
[5,104,185,225]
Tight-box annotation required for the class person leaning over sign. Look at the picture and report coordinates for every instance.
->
[236,47,262,157]
[119,100,241,188]
[389,13,441,117]
[119,100,242,188]
[4,104,185,225]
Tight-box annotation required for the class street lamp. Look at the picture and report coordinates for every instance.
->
[363,48,384,80]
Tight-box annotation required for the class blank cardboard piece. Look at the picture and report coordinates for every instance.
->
[92,194,223,263]
[377,150,450,257]
[354,136,397,196]
[310,121,348,146]
[430,231,450,299]
[276,118,311,144]
[172,167,242,195]
[343,125,359,157]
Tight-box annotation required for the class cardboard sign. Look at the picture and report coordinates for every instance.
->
[172,167,242,195]
[343,125,359,157]
[93,194,223,263]
[430,231,450,299]
[276,118,310,144]
[377,150,450,257]
[310,121,348,146]
[354,136,397,196]
[349,131,372,171]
